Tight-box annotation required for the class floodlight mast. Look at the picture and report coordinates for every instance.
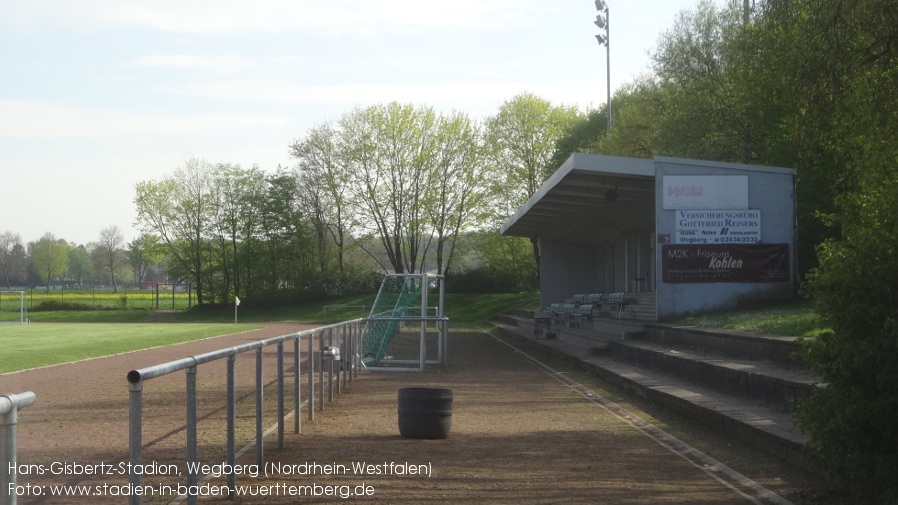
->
[594,0,611,132]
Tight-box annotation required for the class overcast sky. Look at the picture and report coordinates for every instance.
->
[1,0,713,247]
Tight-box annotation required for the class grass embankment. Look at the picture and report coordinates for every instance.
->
[670,300,823,337]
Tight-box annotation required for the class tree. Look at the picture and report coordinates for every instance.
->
[94,226,127,292]
[0,231,26,288]
[484,92,583,267]
[290,122,352,273]
[595,79,666,159]
[28,233,69,290]
[549,107,608,167]
[649,0,765,163]
[339,102,439,274]
[802,182,898,503]
[428,111,487,275]
[210,163,265,301]
[128,234,163,287]
[67,245,91,286]
[771,0,898,500]
[134,157,214,305]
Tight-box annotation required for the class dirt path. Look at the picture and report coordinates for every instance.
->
[3,324,788,504]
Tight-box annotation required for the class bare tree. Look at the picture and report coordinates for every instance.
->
[290,122,352,273]
[96,225,127,292]
[0,231,26,288]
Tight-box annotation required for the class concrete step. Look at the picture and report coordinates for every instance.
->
[581,352,809,468]
[492,315,814,470]
[605,338,818,411]
[640,323,806,367]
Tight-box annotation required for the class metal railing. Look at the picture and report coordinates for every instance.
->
[1,391,37,505]
[126,319,364,505]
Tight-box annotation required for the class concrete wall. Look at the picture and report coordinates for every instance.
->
[539,231,653,309]
[540,241,601,308]
[654,158,797,319]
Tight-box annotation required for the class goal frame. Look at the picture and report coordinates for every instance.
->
[363,273,448,372]
[1,290,27,324]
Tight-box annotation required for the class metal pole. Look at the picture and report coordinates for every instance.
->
[307,335,314,421]
[354,321,361,379]
[293,338,301,434]
[1,392,36,505]
[341,326,348,391]
[254,347,263,466]
[226,354,236,498]
[420,273,427,372]
[318,333,325,411]
[346,324,355,382]
[128,382,143,505]
[438,277,446,365]
[186,366,198,505]
[277,342,284,450]
[605,7,611,131]
[328,358,334,402]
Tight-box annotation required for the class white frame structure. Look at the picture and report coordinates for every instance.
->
[364,273,448,372]
[1,291,27,324]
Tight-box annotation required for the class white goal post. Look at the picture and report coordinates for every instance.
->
[1,290,28,324]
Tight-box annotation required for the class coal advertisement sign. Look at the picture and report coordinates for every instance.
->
[662,244,790,283]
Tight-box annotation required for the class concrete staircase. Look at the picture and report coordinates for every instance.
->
[492,309,821,470]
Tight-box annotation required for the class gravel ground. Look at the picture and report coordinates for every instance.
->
[2,324,834,505]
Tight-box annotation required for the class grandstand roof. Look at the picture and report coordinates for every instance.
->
[500,153,656,245]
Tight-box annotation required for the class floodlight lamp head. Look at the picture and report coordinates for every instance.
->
[595,0,607,12]
[595,34,608,45]
[594,15,606,29]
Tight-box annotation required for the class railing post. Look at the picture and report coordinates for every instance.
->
[341,324,347,391]
[307,335,314,421]
[226,353,236,499]
[128,381,143,505]
[293,338,301,434]
[1,392,37,505]
[277,342,284,450]
[328,353,334,403]
[318,332,325,411]
[420,273,428,372]
[186,365,198,505]
[255,346,263,466]
[354,321,361,379]
[346,324,354,383]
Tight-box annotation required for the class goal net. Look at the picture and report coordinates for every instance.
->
[0,290,28,324]
[362,274,447,371]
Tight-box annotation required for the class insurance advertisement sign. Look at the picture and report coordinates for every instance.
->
[674,209,761,244]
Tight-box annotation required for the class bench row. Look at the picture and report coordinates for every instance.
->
[547,293,635,322]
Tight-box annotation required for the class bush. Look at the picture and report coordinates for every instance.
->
[445,266,537,294]
[800,186,898,504]
[31,300,99,312]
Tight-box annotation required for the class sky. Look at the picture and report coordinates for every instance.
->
[1,0,713,247]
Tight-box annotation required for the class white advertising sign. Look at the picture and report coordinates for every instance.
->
[663,175,749,210]
[674,209,761,244]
